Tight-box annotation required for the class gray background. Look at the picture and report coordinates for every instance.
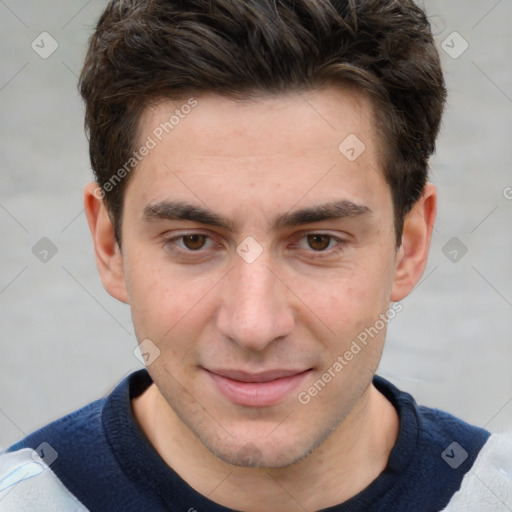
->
[1,0,511,449]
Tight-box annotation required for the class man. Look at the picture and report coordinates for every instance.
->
[1,0,511,510]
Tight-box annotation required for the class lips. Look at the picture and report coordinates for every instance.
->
[204,368,311,407]
[209,369,307,383]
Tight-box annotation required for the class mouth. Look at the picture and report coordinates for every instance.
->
[203,368,312,407]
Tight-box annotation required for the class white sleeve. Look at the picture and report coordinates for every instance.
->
[0,448,89,512]
[441,431,512,512]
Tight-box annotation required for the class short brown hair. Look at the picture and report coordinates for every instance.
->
[79,0,446,245]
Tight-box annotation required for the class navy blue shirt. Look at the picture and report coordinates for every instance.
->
[7,370,490,511]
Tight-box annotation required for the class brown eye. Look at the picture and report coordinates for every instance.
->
[182,234,207,250]
[307,234,332,251]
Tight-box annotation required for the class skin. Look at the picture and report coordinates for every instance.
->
[84,85,436,511]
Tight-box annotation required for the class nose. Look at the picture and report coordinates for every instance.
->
[216,253,295,353]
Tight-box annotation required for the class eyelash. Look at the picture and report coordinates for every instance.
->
[162,232,347,260]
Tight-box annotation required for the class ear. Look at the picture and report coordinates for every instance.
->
[391,183,437,302]
[83,182,129,304]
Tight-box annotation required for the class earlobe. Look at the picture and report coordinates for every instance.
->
[83,183,129,304]
[391,183,437,302]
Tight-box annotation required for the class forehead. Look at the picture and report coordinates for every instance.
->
[138,85,380,161]
[125,86,391,224]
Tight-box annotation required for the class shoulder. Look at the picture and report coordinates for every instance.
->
[1,370,156,512]
[441,430,512,511]
[1,397,105,511]
[371,375,495,510]
[417,403,491,458]
[8,395,106,458]
[374,375,512,510]
[374,374,491,457]
[0,447,89,511]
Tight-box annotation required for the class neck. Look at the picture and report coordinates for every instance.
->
[132,381,399,511]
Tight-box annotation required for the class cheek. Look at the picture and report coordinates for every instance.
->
[303,260,393,337]
[125,254,216,346]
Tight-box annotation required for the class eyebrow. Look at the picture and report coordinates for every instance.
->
[142,199,372,231]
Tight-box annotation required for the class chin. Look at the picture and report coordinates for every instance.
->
[197,426,324,469]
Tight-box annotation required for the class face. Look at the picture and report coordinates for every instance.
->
[113,86,403,467]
